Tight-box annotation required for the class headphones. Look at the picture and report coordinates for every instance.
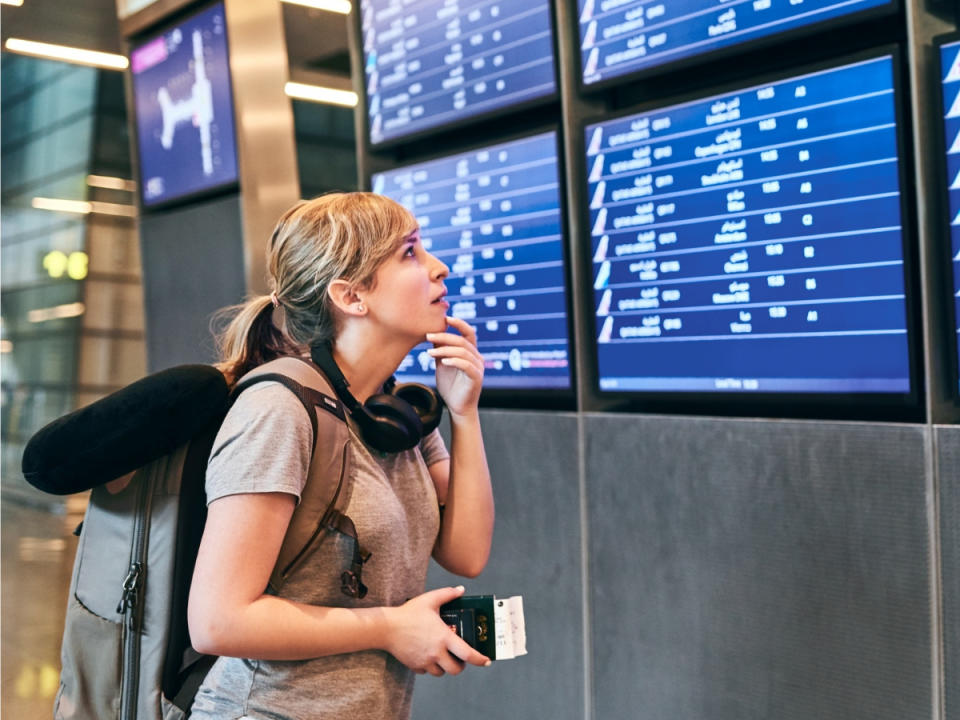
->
[310,343,444,453]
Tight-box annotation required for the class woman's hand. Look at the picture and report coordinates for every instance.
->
[384,586,491,675]
[427,316,484,418]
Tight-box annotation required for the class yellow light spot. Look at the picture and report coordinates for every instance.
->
[43,250,68,279]
[15,665,36,698]
[67,251,89,280]
[39,664,60,698]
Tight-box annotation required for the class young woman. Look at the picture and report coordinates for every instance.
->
[187,192,495,720]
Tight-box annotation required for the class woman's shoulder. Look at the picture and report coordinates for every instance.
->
[212,381,314,462]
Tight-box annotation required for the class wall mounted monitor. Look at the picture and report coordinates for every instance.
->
[130,1,238,209]
[372,130,572,393]
[938,35,960,395]
[583,52,917,408]
[359,0,557,147]
[577,0,895,89]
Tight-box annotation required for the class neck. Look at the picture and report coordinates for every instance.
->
[329,323,416,402]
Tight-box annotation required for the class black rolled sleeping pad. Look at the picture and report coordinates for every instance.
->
[21,364,229,495]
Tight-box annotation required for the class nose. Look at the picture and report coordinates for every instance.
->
[428,251,449,280]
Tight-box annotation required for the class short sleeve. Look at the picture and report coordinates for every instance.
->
[205,382,314,505]
[418,427,449,467]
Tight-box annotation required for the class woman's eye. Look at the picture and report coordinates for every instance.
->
[404,245,416,257]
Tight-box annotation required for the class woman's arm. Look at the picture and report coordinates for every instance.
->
[187,491,490,675]
[426,317,495,577]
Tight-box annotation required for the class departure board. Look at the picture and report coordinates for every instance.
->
[585,55,911,394]
[360,0,556,145]
[578,0,893,87]
[940,39,960,393]
[372,131,571,389]
[130,1,238,207]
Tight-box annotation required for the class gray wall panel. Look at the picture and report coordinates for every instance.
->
[939,425,960,720]
[412,410,584,720]
[586,416,931,720]
[140,193,246,371]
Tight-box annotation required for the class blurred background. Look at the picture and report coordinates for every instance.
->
[0,1,356,715]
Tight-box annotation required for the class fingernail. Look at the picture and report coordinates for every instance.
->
[484,660,492,667]
[455,585,465,592]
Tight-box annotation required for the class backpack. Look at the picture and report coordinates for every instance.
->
[22,356,364,720]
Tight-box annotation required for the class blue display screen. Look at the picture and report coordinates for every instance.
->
[131,2,238,207]
[585,55,911,394]
[578,0,893,86]
[941,39,960,394]
[372,131,571,389]
[360,0,556,145]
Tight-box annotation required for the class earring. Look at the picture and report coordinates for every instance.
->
[357,303,365,313]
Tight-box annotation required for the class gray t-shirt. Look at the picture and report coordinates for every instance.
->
[189,382,449,720]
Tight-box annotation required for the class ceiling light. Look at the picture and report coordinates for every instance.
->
[87,174,137,192]
[28,303,86,324]
[1,0,25,7]
[32,197,91,214]
[4,38,128,70]
[32,197,138,217]
[285,81,357,107]
[280,0,351,13]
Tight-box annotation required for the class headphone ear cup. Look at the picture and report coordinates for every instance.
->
[362,393,425,452]
[392,383,444,435]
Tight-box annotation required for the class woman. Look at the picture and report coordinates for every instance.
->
[187,192,495,720]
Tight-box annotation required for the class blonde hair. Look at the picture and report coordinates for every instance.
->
[214,192,418,385]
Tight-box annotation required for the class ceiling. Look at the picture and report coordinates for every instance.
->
[0,0,352,86]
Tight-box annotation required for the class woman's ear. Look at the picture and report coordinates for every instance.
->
[327,279,366,316]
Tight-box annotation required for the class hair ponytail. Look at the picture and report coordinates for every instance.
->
[213,295,297,387]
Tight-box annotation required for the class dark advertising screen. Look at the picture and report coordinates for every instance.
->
[360,0,556,145]
[940,38,960,393]
[372,131,571,390]
[585,54,912,395]
[578,0,893,87]
[130,1,238,208]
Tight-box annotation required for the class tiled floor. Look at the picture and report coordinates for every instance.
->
[2,495,85,719]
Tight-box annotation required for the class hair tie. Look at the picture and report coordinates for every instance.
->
[269,291,280,308]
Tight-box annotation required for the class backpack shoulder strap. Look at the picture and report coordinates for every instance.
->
[234,357,355,593]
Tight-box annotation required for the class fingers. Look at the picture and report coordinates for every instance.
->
[422,584,466,609]
[437,649,468,675]
[427,317,479,349]
[448,634,492,668]
[426,346,483,376]
[444,315,477,342]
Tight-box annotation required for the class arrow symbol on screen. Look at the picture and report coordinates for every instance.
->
[949,91,960,119]
[947,51,960,83]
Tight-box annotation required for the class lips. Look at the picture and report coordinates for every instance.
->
[432,287,448,304]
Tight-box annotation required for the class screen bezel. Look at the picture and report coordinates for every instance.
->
[367,124,578,410]
[932,30,960,403]
[128,0,240,212]
[571,0,900,96]
[575,44,924,422]
[354,0,562,152]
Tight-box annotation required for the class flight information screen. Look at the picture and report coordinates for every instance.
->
[940,38,960,393]
[372,131,571,389]
[585,55,911,394]
[131,1,238,207]
[360,0,556,145]
[577,0,893,87]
